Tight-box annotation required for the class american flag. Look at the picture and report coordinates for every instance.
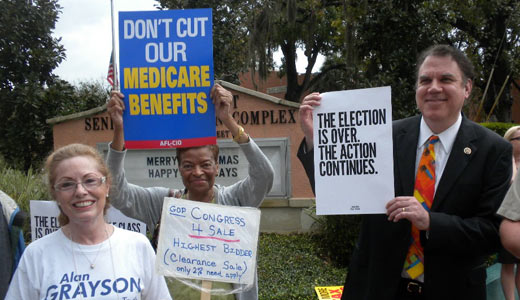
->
[107,53,114,86]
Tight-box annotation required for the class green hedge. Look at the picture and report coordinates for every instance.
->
[0,167,47,215]
[257,233,346,300]
[0,157,47,238]
[311,215,361,268]
[480,122,519,137]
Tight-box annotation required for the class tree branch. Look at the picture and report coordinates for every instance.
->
[513,79,520,92]
[306,63,348,94]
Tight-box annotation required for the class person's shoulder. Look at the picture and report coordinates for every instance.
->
[23,229,64,254]
[111,228,155,259]
[35,229,64,243]
[113,227,149,244]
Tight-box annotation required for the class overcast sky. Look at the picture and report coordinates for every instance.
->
[52,0,323,85]
[53,0,158,84]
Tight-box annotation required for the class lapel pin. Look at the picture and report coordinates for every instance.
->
[464,147,472,155]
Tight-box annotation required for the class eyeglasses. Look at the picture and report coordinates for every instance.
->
[54,176,106,192]
[510,137,520,142]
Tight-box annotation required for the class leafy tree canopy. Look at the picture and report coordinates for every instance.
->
[158,0,520,121]
[0,0,108,170]
[315,0,520,121]
[158,0,251,84]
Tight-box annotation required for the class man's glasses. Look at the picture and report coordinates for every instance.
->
[54,176,106,192]
[510,137,520,142]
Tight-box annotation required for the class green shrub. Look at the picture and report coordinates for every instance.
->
[257,233,346,300]
[0,166,48,214]
[165,233,348,299]
[481,122,519,137]
[0,160,48,238]
[310,215,361,268]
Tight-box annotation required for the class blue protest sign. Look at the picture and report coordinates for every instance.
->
[119,9,215,149]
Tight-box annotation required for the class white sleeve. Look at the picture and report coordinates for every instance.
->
[498,169,520,220]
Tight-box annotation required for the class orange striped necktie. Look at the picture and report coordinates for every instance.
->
[404,135,439,279]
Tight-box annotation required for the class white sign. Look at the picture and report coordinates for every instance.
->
[313,87,394,215]
[156,198,261,285]
[30,200,147,241]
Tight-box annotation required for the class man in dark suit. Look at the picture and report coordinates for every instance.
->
[297,45,512,299]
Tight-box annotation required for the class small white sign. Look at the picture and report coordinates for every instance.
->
[313,87,394,215]
[155,198,261,285]
[29,200,147,241]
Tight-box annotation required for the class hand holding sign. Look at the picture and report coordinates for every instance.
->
[386,196,431,230]
[211,82,250,144]
[211,83,233,123]
[108,91,125,128]
[299,92,323,149]
[108,91,126,151]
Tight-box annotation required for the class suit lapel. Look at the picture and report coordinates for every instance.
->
[395,116,421,196]
[431,117,477,210]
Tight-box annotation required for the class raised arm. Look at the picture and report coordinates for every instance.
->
[219,138,274,208]
[107,91,125,151]
[106,146,170,231]
[210,84,274,207]
[296,92,322,195]
[106,91,171,230]
[299,92,322,149]
[211,83,249,144]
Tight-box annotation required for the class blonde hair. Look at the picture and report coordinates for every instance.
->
[45,143,111,226]
[504,126,520,141]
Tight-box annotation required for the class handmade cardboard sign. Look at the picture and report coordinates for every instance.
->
[29,200,146,241]
[313,87,394,215]
[119,9,215,149]
[156,198,261,285]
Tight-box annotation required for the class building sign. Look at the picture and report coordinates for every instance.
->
[227,108,297,126]
[98,138,290,198]
[85,116,114,131]
[217,94,297,127]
